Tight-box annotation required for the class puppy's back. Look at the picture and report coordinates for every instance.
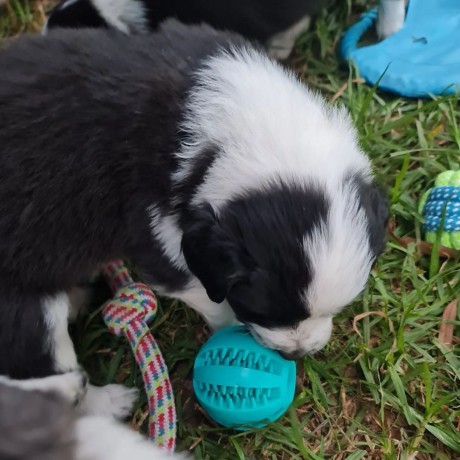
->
[0,22,247,291]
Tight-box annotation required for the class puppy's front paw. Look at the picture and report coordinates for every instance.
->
[48,369,88,405]
[79,384,139,419]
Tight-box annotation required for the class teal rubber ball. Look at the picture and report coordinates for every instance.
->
[193,325,296,430]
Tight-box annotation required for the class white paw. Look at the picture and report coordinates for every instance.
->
[78,384,139,419]
[55,370,89,405]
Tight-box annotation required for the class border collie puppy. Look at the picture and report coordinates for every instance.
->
[0,21,387,401]
[43,0,325,59]
[0,374,187,459]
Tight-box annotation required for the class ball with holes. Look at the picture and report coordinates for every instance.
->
[193,325,296,429]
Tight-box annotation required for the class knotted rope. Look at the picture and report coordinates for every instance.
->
[101,260,176,451]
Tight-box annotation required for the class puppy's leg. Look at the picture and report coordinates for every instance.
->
[75,416,189,460]
[377,0,406,39]
[267,15,311,60]
[45,292,138,419]
[67,285,90,322]
[0,291,78,376]
[78,383,139,420]
[175,286,239,331]
[42,292,80,372]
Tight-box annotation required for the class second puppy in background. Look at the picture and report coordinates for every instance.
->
[0,374,187,460]
[43,0,325,59]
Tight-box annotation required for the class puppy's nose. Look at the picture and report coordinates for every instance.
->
[280,350,305,361]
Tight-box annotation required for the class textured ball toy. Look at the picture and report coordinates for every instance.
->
[419,170,460,250]
[193,326,296,429]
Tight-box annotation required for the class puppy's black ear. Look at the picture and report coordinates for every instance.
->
[360,181,389,257]
[181,204,243,304]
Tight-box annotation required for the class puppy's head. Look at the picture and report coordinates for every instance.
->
[182,176,387,358]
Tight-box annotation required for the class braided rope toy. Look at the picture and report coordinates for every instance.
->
[101,260,176,451]
[419,170,460,250]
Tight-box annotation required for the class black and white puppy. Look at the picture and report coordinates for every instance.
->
[0,20,387,395]
[0,374,187,459]
[43,0,325,59]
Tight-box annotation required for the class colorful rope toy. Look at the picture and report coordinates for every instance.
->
[419,171,460,250]
[101,260,176,451]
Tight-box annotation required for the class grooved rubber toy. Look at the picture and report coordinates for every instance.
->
[193,325,296,430]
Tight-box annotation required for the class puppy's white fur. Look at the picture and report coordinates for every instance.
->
[78,384,139,419]
[170,49,374,354]
[43,293,79,372]
[91,0,147,33]
[251,316,333,355]
[148,204,188,272]
[176,48,371,201]
[76,415,188,459]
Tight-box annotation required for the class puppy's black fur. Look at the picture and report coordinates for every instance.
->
[0,23,244,378]
[181,183,330,327]
[46,0,323,43]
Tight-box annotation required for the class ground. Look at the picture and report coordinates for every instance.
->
[0,1,459,459]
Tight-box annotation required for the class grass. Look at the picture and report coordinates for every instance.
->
[1,0,459,458]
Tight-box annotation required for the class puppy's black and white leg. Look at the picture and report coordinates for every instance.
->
[173,285,239,331]
[266,15,311,60]
[0,291,79,377]
[63,290,140,419]
[45,291,139,419]
[0,291,137,419]
[0,292,91,405]
[144,205,238,331]
[43,293,80,373]
[377,0,406,39]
